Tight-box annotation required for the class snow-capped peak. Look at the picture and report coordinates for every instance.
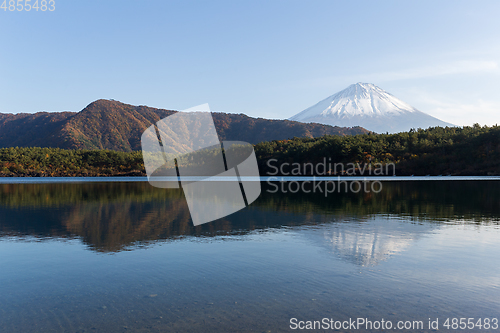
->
[289,83,454,134]
[291,83,417,121]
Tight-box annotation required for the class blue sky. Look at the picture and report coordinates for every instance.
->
[1,0,499,126]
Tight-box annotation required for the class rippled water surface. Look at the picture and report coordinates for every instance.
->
[0,180,499,332]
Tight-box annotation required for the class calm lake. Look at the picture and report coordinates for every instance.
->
[0,179,499,332]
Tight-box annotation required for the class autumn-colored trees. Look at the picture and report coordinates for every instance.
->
[0,147,144,176]
[254,125,500,176]
[1,125,500,177]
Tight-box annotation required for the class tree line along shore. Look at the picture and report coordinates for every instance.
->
[1,124,499,177]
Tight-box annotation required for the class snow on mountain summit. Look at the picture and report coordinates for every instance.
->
[292,82,417,120]
[290,83,454,133]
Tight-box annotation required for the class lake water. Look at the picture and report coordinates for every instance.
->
[0,179,499,332]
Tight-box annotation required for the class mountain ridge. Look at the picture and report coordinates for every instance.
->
[0,99,369,152]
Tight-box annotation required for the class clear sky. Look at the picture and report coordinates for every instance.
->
[1,0,499,126]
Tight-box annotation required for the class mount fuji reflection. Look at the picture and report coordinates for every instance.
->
[1,180,500,332]
[0,181,497,261]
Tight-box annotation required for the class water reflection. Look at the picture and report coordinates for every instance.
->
[0,181,499,256]
[294,217,433,266]
[1,181,500,332]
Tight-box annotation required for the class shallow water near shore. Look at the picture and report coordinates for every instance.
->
[0,180,499,332]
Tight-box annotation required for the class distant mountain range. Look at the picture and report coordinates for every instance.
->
[290,83,455,133]
[0,99,368,151]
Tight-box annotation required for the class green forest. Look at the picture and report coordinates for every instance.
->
[255,124,500,176]
[0,148,144,176]
[1,124,499,177]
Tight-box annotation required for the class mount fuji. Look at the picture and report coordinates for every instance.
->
[289,83,455,133]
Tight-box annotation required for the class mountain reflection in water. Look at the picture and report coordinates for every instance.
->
[1,180,500,333]
[1,181,498,264]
